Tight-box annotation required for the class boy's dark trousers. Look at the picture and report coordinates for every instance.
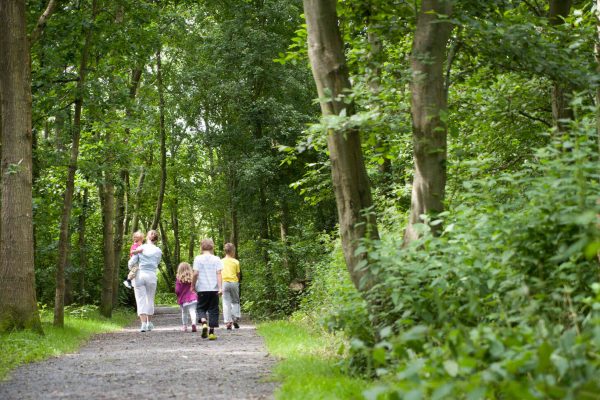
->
[196,291,219,328]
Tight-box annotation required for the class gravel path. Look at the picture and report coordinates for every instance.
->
[0,307,277,399]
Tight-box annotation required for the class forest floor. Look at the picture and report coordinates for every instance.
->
[0,306,277,399]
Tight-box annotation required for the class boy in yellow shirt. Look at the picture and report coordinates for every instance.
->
[222,243,241,329]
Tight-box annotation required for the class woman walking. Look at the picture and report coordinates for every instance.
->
[128,230,162,332]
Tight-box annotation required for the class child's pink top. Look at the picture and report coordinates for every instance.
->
[129,242,141,258]
[175,279,198,305]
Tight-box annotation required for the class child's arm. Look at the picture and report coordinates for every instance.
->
[131,246,143,255]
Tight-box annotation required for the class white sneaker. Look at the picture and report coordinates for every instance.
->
[123,280,132,289]
[147,322,154,331]
[140,323,147,332]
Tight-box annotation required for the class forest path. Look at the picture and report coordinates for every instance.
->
[0,307,277,399]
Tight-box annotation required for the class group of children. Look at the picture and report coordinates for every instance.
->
[124,232,241,340]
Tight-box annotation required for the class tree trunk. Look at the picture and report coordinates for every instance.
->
[404,0,453,244]
[549,0,573,131]
[151,49,167,231]
[303,0,379,291]
[130,166,145,233]
[596,0,600,154]
[99,182,115,317]
[280,199,293,279]
[159,220,175,283]
[77,188,88,303]
[0,0,43,333]
[171,202,180,267]
[53,0,97,327]
[112,171,126,307]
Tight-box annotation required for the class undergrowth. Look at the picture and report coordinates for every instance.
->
[0,305,134,380]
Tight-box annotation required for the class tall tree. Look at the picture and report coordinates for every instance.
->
[404,0,453,244]
[548,0,573,131]
[0,0,42,333]
[99,181,115,317]
[54,0,98,327]
[151,49,167,231]
[303,0,379,291]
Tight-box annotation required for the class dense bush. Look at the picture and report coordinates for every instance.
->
[296,117,600,398]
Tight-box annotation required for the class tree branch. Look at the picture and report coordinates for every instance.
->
[518,110,552,127]
[30,0,60,47]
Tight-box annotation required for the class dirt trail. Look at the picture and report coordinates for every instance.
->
[0,307,277,399]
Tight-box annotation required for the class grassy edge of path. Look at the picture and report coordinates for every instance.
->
[0,306,135,380]
[258,320,367,399]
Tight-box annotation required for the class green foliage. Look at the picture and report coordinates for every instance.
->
[353,119,600,398]
[0,305,134,380]
[258,320,367,400]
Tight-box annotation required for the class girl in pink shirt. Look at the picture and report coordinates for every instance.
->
[175,262,198,332]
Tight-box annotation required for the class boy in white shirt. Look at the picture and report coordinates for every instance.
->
[191,238,223,340]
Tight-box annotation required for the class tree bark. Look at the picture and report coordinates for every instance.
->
[404,0,453,244]
[0,0,43,333]
[596,0,600,154]
[130,166,145,233]
[112,171,126,307]
[99,182,115,317]
[303,0,379,291]
[151,49,167,231]
[77,188,89,303]
[549,0,573,131]
[53,0,97,327]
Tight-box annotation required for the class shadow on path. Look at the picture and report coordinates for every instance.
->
[0,307,277,399]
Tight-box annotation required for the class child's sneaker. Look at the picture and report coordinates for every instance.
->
[181,325,188,332]
[208,333,217,340]
[191,324,197,332]
[123,280,132,289]
[233,320,240,329]
[226,322,232,330]
[201,323,208,338]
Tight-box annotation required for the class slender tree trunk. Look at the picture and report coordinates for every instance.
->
[0,0,42,333]
[77,188,88,303]
[53,0,97,327]
[151,50,167,231]
[171,202,180,267]
[404,0,453,244]
[280,199,293,279]
[229,172,239,253]
[549,0,573,131]
[303,0,379,291]
[366,17,392,187]
[112,171,126,307]
[159,220,175,282]
[188,229,195,261]
[131,167,145,233]
[595,0,600,154]
[99,182,115,317]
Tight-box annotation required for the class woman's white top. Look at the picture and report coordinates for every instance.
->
[128,243,162,273]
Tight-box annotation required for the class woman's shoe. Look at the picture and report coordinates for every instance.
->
[140,323,147,332]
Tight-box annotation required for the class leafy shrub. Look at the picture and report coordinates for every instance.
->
[356,117,600,398]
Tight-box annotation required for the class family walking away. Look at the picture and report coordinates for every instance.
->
[127,233,241,338]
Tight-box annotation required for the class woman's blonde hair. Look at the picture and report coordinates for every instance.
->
[176,262,193,283]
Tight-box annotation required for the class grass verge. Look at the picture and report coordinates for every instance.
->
[258,320,366,399]
[0,305,135,380]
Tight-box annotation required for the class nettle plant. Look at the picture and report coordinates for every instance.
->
[355,116,600,398]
